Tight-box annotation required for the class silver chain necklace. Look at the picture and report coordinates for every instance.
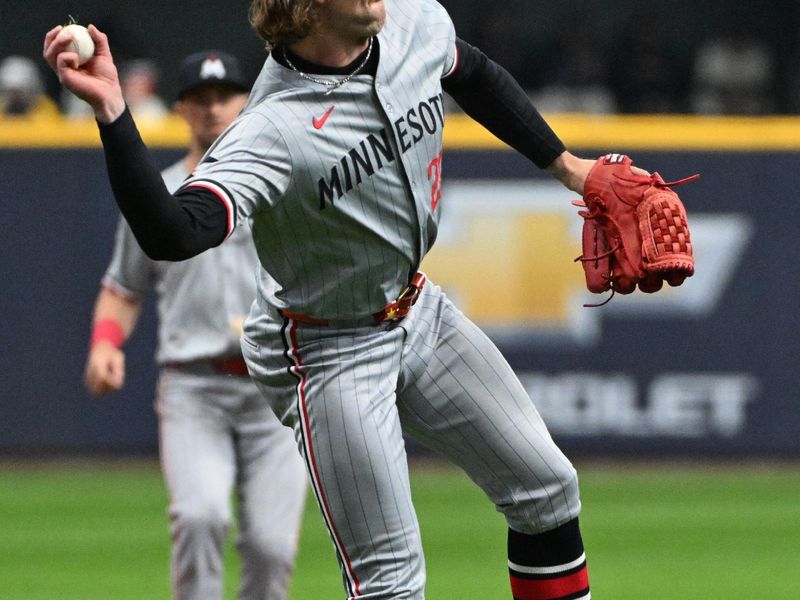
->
[282,37,374,96]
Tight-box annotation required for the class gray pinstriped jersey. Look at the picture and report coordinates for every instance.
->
[183,0,457,320]
[103,160,260,364]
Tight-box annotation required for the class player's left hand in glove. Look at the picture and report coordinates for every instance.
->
[573,153,699,305]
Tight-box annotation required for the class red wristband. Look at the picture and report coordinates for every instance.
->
[90,319,126,349]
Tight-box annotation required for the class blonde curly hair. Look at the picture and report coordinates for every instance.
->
[249,0,317,49]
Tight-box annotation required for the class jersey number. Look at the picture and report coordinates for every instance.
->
[428,150,444,211]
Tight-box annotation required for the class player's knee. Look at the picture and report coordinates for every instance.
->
[501,463,581,534]
[170,500,232,541]
[238,538,294,596]
[239,531,295,569]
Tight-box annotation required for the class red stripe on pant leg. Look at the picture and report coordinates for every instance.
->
[288,321,362,597]
[510,566,589,600]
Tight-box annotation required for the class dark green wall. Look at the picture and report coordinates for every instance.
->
[3,1,797,105]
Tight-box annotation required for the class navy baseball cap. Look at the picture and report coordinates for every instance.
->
[177,50,250,99]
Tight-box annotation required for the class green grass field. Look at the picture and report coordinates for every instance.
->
[1,459,798,599]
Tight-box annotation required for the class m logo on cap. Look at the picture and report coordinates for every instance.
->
[200,57,227,80]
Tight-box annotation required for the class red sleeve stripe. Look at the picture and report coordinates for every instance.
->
[443,45,459,79]
[186,180,236,239]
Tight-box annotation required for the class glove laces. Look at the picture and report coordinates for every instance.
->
[573,171,700,307]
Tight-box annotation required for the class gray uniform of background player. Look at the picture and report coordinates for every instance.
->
[103,160,307,600]
[179,1,581,598]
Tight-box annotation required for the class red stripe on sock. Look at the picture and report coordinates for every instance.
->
[510,566,589,600]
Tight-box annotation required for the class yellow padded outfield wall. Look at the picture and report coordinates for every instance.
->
[3,113,800,150]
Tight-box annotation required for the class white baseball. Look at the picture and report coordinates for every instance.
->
[62,24,95,65]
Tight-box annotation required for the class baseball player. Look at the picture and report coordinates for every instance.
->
[46,1,602,598]
[82,50,307,600]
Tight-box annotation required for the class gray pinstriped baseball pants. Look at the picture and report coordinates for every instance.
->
[157,366,308,600]
[243,282,581,599]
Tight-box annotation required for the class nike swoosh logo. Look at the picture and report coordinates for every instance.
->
[313,106,335,129]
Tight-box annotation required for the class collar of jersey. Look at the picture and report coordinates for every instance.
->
[274,37,379,77]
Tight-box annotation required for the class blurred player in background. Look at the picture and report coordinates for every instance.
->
[0,55,59,117]
[83,50,307,600]
[118,58,169,119]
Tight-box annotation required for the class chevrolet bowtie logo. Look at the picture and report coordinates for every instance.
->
[423,208,582,323]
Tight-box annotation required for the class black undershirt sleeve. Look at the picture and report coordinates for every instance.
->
[442,38,566,169]
[97,107,228,261]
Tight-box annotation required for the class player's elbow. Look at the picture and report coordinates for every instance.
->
[132,219,220,261]
[136,232,205,262]
[142,241,204,262]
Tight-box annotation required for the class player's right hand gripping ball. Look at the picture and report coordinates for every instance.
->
[573,154,699,304]
[62,20,95,65]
